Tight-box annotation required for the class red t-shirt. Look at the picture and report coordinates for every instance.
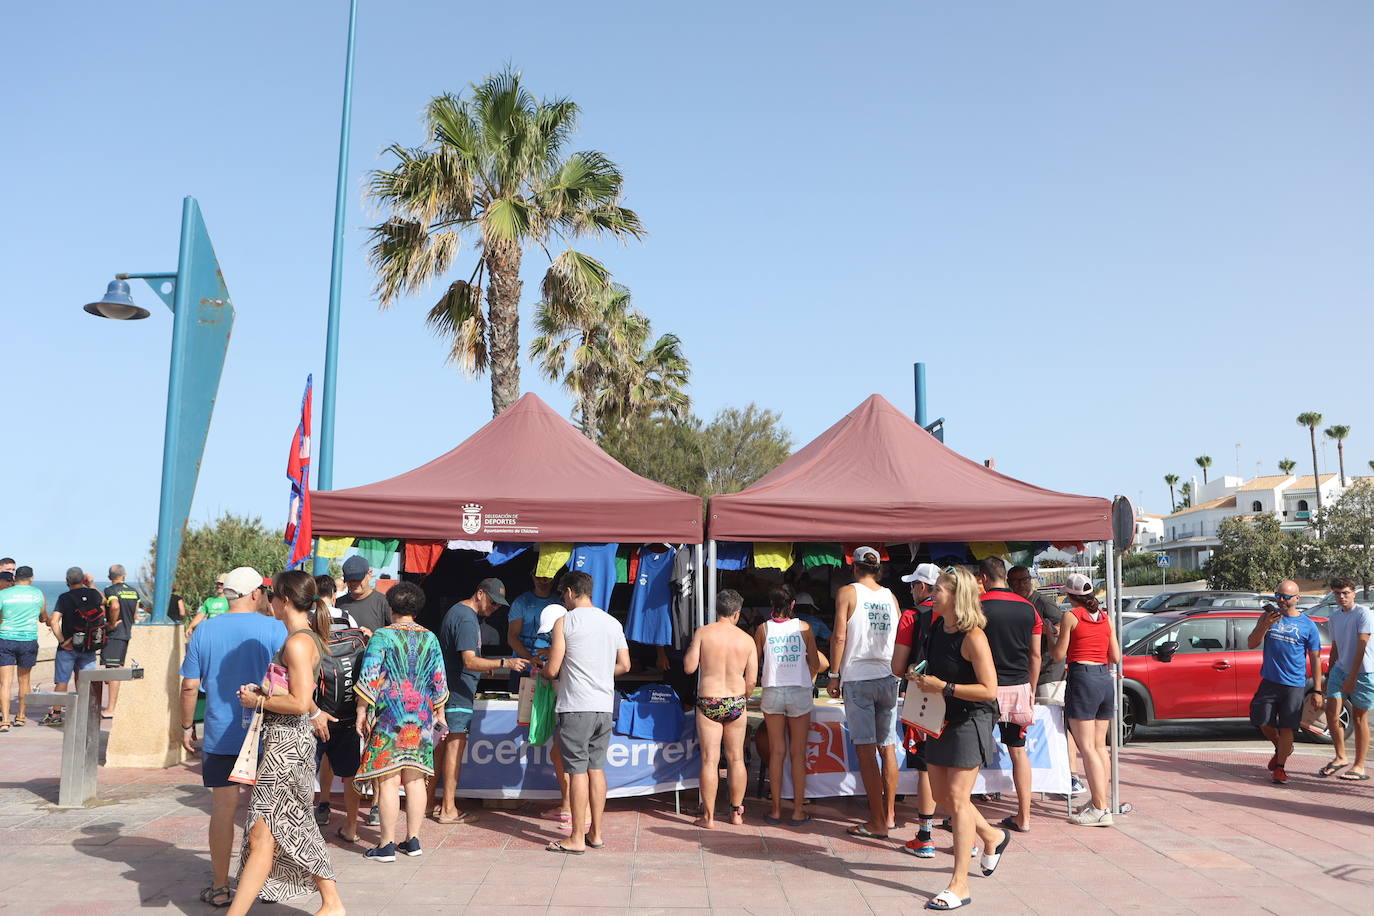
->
[895,598,934,649]
[1066,605,1112,664]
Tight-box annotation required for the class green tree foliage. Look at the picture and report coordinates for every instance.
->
[600,405,792,500]
[1324,424,1351,486]
[1278,458,1297,475]
[1204,515,1299,591]
[1303,481,1374,592]
[1164,474,1179,512]
[1297,412,1324,513]
[143,513,288,608]
[1195,455,1212,484]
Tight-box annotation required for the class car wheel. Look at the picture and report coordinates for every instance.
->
[1120,692,1138,744]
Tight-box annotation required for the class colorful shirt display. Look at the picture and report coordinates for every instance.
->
[535,542,573,578]
[626,546,675,646]
[713,542,750,570]
[354,622,448,782]
[403,540,446,575]
[571,543,619,610]
[752,543,794,571]
[316,536,354,559]
[355,538,399,569]
[797,543,843,568]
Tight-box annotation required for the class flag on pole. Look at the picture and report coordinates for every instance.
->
[285,375,313,569]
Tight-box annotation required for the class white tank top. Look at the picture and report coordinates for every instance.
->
[761,618,812,689]
[841,582,899,682]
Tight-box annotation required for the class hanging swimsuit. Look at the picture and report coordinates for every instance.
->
[696,695,746,724]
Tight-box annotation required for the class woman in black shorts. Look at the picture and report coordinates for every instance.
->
[1051,573,1121,828]
[914,567,1010,911]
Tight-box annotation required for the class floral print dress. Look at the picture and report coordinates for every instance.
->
[354,622,448,783]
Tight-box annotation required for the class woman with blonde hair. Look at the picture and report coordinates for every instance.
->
[913,567,1009,911]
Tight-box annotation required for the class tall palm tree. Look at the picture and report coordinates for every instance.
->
[1297,412,1324,513]
[1179,481,1193,509]
[1278,458,1297,475]
[530,282,689,439]
[367,69,644,416]
[1325,425,1351,486]
[1195,455,1212,485]
[1164,474,1179,512]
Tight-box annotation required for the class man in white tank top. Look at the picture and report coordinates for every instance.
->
[827,546,901,838]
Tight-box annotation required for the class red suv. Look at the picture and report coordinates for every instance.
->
[1119,608,1337,742]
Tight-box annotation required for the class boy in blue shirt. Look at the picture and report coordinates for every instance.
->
[1245,580,1322,784]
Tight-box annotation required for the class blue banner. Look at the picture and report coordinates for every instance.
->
[457,701,700,799]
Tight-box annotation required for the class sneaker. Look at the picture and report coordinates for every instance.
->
[314,802,330,827]
[363,842,396,863]
[1070,775,1087,795]
[902,837,936,858]
[366,806,381,827]
[1069,806,1114,827]
[1272,766,1289,785]
[397,836,423,857]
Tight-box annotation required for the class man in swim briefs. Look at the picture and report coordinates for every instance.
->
[684,589,758,827]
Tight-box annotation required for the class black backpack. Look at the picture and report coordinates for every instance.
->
[315,628,367,723]
[69,592,107,653]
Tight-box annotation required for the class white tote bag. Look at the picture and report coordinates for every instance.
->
[900,686,946,739]
[516,675,537,727]
[228,700,265,786]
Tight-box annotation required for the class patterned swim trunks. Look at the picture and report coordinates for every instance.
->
[696,695,746,724]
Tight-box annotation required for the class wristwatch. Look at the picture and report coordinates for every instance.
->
[942,683,955,698]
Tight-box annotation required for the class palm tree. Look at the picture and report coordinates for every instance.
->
[1325,425,1351,486]
[1179,481,1193,509]
[1195,455,1212,485]
[1297,412,1324,513]
[530,282,689,440]
[1278,458,1297,475]
[1164,474,1180,512]
[367,69,644,416]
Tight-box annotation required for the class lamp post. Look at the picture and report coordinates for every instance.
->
[82,196,235,627]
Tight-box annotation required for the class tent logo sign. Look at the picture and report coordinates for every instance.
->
[461,504,483,534]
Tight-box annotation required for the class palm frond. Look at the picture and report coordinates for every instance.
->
[426,280,488,375]
[540,249,611,315]
[367,220,460,305]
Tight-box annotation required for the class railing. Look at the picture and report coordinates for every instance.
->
[1033,566,1096,585]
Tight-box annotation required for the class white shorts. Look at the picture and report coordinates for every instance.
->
[761,685,814,718]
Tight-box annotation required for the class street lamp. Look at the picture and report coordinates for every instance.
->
[81,196,234,627]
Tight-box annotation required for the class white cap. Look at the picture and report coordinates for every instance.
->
[537,603,568,635]
[852,546,881,565]
[793,592,817,607]
[221,566,264,599]
[901,563,941,586]
[1063,573,1095,596]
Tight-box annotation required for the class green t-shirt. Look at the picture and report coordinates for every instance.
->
[197,595,230,620]
[0,584,44,641]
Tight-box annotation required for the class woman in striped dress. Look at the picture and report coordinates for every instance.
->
[229,570,343,915]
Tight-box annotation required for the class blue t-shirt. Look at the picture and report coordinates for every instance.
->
[614,684,684,741]
[180,612,286,754]
[508,590,552,655]
[571,543,619,612]
[439,602,482,709]
[626,547,674,646]
[1329,603,1374,675]
[1259,613,1321,687]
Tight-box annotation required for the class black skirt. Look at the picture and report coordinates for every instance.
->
[925,708,996,769]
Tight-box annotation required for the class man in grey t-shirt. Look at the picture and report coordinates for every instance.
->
[1010,567,1066,701]
[542,570,629,853]
[336,556,391,634]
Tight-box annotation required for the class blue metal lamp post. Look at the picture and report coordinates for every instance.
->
[82,196,235,626]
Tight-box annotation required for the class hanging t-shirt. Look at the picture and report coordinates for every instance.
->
[316,536,354,559]
[534,543,573,577]
[403,540,446,576]
[626,546,675,646]
[488,542,531,566]
[714,542,750,570]
[752,543,794,571]
[614,684,685,741]
[671,546,695,651]
[570,543,619,610]
[797,543,843,568]
[355,538,399,568]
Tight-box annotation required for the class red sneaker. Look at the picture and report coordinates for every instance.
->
[1272,766,1289,784]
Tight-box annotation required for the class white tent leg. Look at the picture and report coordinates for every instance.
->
[707,540,718,617]
[1106,538,1121,815]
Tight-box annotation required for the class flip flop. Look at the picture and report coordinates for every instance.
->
[1318,760,1348,778]
[1338,771,1371,781]
[788,814,812,826]
[764,815,784,825]
[996,815,1029,834]
[586,840,606,849]
[980,828,1012,876]
[545,840,585,855]
[846,823,889,839]
[540,808,572,822]
[926,890,971,910]
[335,828,360,843]
[433,811,480,825]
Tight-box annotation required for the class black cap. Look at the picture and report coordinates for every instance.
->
[477,577,509,607]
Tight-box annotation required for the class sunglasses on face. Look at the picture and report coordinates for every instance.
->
[1274,594,1297,601]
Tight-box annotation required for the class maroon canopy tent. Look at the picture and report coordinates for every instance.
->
[707,394,1110,543]
[313,393,703,543]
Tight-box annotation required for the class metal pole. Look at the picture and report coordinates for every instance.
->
[150,197,198,626]
[315,0,359,574]
[693,543,704,629]
[706,540,718,617]
[914,362,927,427]
[1106,538,1122,814]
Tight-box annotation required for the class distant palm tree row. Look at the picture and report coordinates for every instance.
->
[1163,413,1354,513]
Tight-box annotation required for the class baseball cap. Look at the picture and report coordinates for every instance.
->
[901,563,941,586]
[215,573,228,585]
[341,555,370,582]
[222,566,264,599]
[852,546,881,565]
[1063,573,1095,596]
[793,592,817,607]
[477,577,509,607]
[537,603,568,635]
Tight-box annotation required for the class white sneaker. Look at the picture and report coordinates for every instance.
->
[1069,806,1114,827]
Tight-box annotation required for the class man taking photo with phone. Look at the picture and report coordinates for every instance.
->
[1246,579,1322,784]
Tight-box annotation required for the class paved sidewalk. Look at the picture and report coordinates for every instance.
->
[1,721,1372,914]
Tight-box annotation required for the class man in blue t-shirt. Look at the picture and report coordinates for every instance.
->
[1245,579,1322,784]
[507,575,556,665]
[178,566,285,904]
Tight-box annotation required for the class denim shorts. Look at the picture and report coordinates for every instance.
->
[842,675,899,747]
[0,638,38,668]
[54,648,99,685]
[1065,663,1114,721]
[761,685,814,718]
[1327,666,1374,711]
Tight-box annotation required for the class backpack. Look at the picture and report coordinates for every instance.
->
[69,592,107,653]
[315,627,367,723]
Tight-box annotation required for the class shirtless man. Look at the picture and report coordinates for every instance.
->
[684,589,758,828]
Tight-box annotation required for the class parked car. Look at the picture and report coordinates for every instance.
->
[1118,608,1344,743]
[1134,591,1190,612]
[1145,591,1262,611]
[1118,596,1153,612]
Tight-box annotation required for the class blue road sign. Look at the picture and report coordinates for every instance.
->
[1157,555,1171,568]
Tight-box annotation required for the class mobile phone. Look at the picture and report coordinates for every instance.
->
[907,660,928,679]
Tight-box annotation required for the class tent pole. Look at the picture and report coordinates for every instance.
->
[694,543,704,630]
[706,540,718,617]
[1106,538,1121,815]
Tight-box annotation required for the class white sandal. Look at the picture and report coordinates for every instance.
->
[980,828,1011,877]
[926,890,972,910]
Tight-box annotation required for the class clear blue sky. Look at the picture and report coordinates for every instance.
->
[5,1,1372,579]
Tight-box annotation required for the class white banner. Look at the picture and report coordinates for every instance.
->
[780,700,1069,798]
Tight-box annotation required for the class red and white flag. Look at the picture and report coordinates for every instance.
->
[285,375,313,568]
